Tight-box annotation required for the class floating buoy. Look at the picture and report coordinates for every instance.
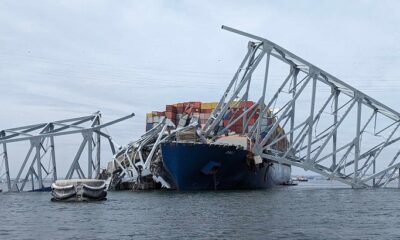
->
[51,179,107,202]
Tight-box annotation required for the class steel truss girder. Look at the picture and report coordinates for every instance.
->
[0,112,134,192]
[200,26,400,188]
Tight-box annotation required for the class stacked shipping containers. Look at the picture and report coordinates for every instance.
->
[146,101,258,133]
[145,111,165,131]
[145,100,288,150]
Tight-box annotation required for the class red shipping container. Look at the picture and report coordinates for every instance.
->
[166,105,177,112]
[152,111,165,117]
[201,109,212,113]
[194,102,201,109]
[235,119,243,125]
[240,101,251,109]
[177,106,184,113]
[223,120,229,127]
[248,117,256,125]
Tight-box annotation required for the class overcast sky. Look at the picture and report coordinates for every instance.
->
[1,0,400,176]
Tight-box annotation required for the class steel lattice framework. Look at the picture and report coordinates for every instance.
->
[109,26,400,189]
[202,26,400,188]
[0,112,134,192]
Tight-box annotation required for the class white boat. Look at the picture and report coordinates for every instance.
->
[51,179,107,202]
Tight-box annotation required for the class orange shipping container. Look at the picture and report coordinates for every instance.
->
[165,111,176,120]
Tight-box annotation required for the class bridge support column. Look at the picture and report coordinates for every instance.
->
[33,138,44,189]
[290,69,299,146]
[353,99,362,188]
[2,143,11,191]
[332,88,339,170]
[372,159,376,186]
[96,132,101,177]
[398,168,400,188]
[50,136,57,181]
[87,131,93,179]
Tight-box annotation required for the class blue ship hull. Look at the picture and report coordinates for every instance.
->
[160,142,291,190]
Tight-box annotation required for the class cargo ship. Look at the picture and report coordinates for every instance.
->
[145,101,291,190]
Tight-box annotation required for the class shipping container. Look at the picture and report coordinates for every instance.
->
[152,116,160,123]
[240,101,254,108]
[146,101,266,134]
[166,105,177,113]
[165,111,176,120]
[146,123,153,131]
[223,120,229,127]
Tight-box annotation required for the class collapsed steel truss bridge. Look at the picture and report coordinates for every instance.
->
[106,26,400,189]
[0,112,134,192]
[202,26,400,188]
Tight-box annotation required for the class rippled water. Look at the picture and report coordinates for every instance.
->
[1,180,400,240]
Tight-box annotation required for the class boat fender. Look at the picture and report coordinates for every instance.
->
[51,190,77,200]
[82,183,107,191]
[82,190,107,200]
[51,183,74,190]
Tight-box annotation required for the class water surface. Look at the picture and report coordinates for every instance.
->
[0,180,399,239]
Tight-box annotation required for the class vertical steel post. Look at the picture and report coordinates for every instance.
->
[373,158,376,186]
[50,136,57,181]
[397,168,400,188]
[290,69,299,146]
[96,132,101,177]
[30,170,34,190]
[306,75,318,164]
[332,89,339,169]
[34,138,43,189]
[257,47,271,143]
[243,49,256,134]
[353,99,362,187]
[2,143,11,191]
[88,131,93,179]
